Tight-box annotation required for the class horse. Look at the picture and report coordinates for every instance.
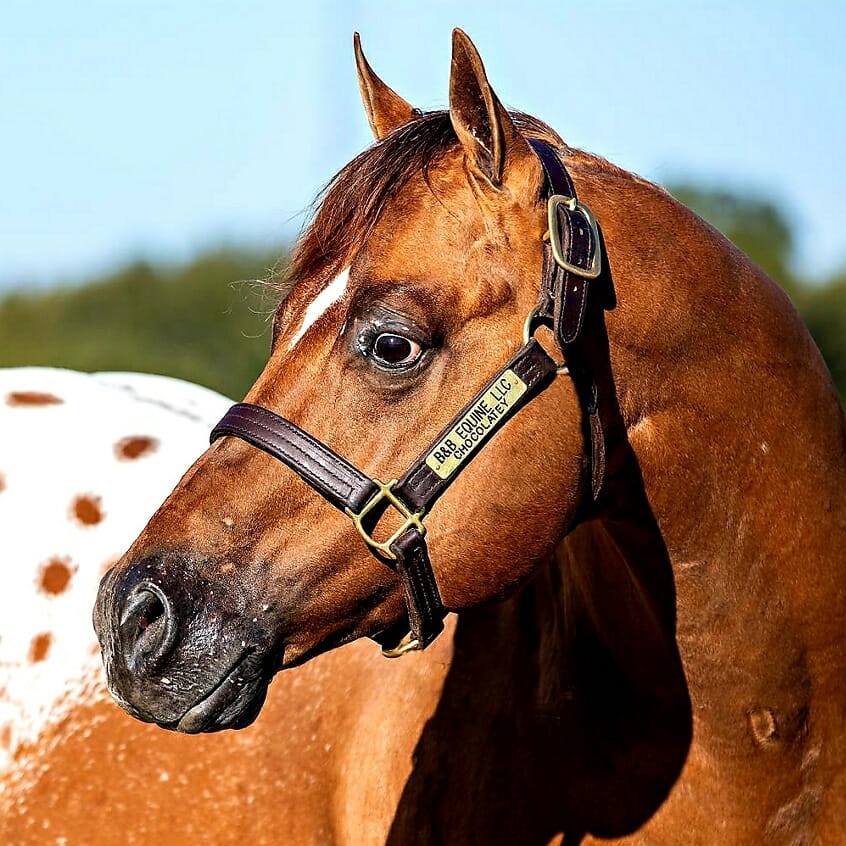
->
[94,30,846,844]
[0,367,294,844]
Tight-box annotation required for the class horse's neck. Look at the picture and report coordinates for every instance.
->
[529,509,686,716]
[604,203,846,573]
[626,272,844,603]
[401,182,846,837]
[575,187,846,806]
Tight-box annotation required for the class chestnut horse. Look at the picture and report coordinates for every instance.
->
[94,31,846,845]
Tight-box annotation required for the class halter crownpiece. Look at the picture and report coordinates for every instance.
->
[210,139,605,657]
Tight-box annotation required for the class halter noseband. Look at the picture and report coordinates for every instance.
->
[210,139,605,657]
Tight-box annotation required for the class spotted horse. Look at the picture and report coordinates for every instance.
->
[0,367,299,844]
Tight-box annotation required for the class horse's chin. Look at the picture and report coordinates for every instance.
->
[104,656,273,734]
[174,653,271,734]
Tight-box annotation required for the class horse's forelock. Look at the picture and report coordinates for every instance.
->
[273,110,562,296]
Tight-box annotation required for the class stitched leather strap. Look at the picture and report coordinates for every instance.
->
[210,404,379,514]
[389,527,444,649]
[211,406,445,650]
[528,138,599,348]
[528,138,606,501]
[395,340,558,512]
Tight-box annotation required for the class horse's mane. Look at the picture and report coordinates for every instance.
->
[282,110,567,292]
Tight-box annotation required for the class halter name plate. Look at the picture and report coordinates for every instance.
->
[424,369,528,480]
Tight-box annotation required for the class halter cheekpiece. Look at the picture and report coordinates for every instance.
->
[210,139,606,657]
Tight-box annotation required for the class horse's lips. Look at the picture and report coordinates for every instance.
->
[176,652,252,733]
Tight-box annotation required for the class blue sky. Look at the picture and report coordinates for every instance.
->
[2,1,844,290]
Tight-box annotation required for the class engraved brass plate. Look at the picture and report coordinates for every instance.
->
[425,369,528,481]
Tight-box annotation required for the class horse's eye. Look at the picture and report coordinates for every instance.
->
[371,332,422,368]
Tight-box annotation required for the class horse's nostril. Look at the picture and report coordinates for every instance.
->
[119,584,178,670]
[138,591,163,628]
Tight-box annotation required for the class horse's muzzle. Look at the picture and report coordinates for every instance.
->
[93,553,275,733]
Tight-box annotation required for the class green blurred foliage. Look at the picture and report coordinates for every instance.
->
[798,270,846,395]
[0,186,842,399]
[670,184,844,397]
[0,249,283,399]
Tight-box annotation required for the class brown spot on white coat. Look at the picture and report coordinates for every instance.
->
[6,391,63,407]
[39,558,74,596]
[29,633,52,663]
[71,494,104,526]
[115,435,159,461]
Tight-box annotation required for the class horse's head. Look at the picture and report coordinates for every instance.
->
[94,31,599,732]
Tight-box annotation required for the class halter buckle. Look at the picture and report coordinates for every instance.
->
[380,631,421,658]
[547,195,602,279]
[345,479,426,561]
[523,307,569,376]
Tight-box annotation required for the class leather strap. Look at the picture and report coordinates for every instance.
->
[395,340,558,512]
[528,138,606,501]
[211,405,446,650]
[210,404,379,514]
[388,527,444,649]
[527,138,599,348]
[209,343,555,652]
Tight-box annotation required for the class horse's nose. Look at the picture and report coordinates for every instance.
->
[118,582,178,670]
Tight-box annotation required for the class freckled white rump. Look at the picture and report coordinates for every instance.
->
[0,368,231,774]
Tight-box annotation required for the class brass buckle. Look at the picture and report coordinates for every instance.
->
[547,195,602,279]
[380,631,421,659]
[522,307,569,376]
[345,479,426,561]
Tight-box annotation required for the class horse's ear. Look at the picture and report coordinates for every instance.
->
[448,29,530,189]
[354,33,417,140]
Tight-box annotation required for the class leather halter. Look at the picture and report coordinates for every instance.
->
[210,139,605,657]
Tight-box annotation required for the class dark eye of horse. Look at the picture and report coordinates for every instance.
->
[371,332,422,368]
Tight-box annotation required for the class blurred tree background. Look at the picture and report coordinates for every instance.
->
[671,184,845,394]
[0,186,843,400]
[0,249,282,399]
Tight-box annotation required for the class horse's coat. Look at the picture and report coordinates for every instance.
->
[0,372,449,842]
[0,369,229,793]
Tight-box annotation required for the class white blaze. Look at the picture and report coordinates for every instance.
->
[288,266,350,350]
